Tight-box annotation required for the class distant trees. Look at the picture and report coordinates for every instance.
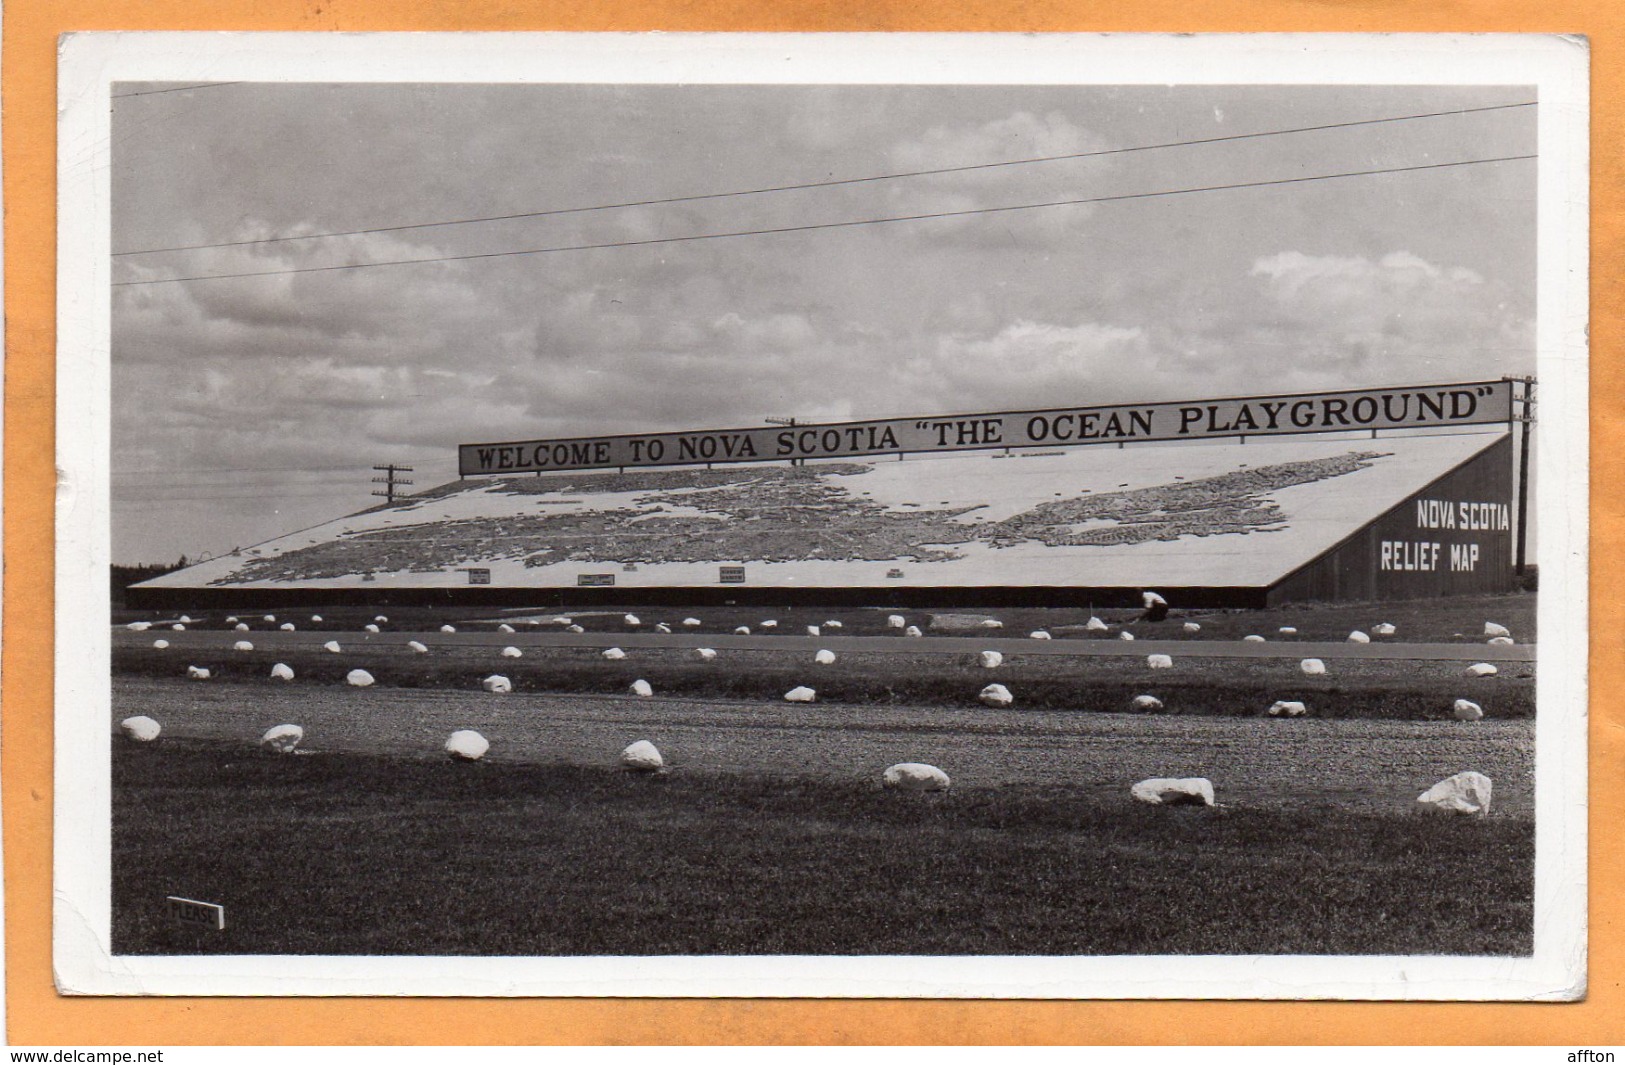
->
[110,560,187,609]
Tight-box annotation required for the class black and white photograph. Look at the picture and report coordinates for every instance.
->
[55,33,1588,998]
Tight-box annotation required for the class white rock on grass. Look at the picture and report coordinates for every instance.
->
[260,724,304,753]
[440,624,457,634]
[364,624,381,634]
[629,679,654,697]
[310,615,323,623]
[887,615,906,629]
[553,616,573,625]
[408,641,429,654]
[1244,635,1266,643]
[760,620,778,629]
[1373,623,1396,636]
[784,686,817,703]
[1029,630,1052,641]
[152,639,170,649]
[1085,617,1109,632]
[446,730,489,761]
[1417,771,1493,815]
[1119,631,1136,642]
[180,615,194,623]
[1183,622,1201,633]
[1132,695,1164,713]
[695,648,717,662]
[624,614,641,627]
[120,716,161,742]
[1146,653,1173,669]
[1268,700,1307,717]
[374,615,388,624]
[1484,622,1511,637]
[1347,630,1371,644]
[262,615,276,623]
[733,626,751,635]
[1300,658,1327,676]
[980,619,1004,629]
[621,739,664,771]
[226,616,240,624]
[682,618,703,627]
[1131,777,1216,807]
[187,666,210,680]
[1466,662,1499,678]
[482,675,513,694]
[807,625,822,637]
[1488,636,1515,646]
[501,646,523,658]
[1278,626,1298,636]
[883,763,950,792]
[904,625,923,638]
[233,640,254,651]
[126,621,151,631]
[979,683,1014,708]
[346,669,375,687]
[234,623,250,632]
[1453,699,1485,721]
[979,650,1003,669]
[815,649,837,665]
[172,624,186,632]
[271,663,295,681]
[654,623,672,634]
[824,620,844,630]
[324,641,342,653]
[567,625,585,633]
[498,623,515,634]
[602,647,627,660]
[280,623,296,631]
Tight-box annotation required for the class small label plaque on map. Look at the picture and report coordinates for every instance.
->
[166,895,225,931]
[466,567,491,585]
[577,573,615,587]
[719,566,746,584]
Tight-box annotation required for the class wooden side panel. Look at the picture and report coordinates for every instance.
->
[1268,435,1515,604]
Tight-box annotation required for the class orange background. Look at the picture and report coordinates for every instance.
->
[5,1,1619,1047]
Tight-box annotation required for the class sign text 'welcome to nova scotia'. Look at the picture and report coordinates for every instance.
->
[460,381,1513,476]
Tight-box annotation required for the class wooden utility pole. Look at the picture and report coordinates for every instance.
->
[1502,376,1536,577]
[372,464,414,504]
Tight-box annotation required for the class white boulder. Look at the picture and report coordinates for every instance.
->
[120,716,161,742]
[734,626,752,635]
[1131,695,1164,713]
[1453,698,1484,721]
[446,730,489,761]
[1373,623,1396,636]
[979,683,1014,708]
[760,620,778,629]
[1131,777,1216,806]
[1347,630,1371,644]
[1278,626,1298,636]
[979,650,1003,669]
[814,649,837,665]
[1466,662,1499,678]
[824,620,844,630]
[364,624,380,634]
[621,739,664,771]
[1119,631,1135,642]
[1183,622,1201,633]
[501,646,523,658]
[1300,658,1326,676]
[233,640,254,651]
[1484,622,1511,637]
[482,674,513,694]
[887,615,906,629]
[654,623,672,634]
[310,615,323,623]
[226,616,239,624]
[324,641,342,653]
[695,648,717,662]
[179,615,194,624]
[624,614,641,627]
[271,663,295,681]
[498,623,515,634]
[904,625,923,638]
[807,625,822,637]
[280,622,296,631]
[234,623,250,632]
[440,625,457,634]
[171,624,186,631]
[1268,700,1307,717]
[374,615,388,624]
[567,624,585,633]
[1488,636,1515,646]
[552,616,573,626]
[260,724,304,753]
[1085,617,1109,632]
[408,641,429,654]
[1146,653,1173,669]
[602,647,627,660]
[1029,630,1052,641]
[1417,771,1493,815]
[629,679,654,697]
[980,619,1004,629]
[784,686,817,703]
[152,639,170,649]
[187,666,210,680]
[883,762,951,792]
[346,669,375,687]
[683,618,703,627]
[126,621,151,631]
[262,615,276,623]
[1244,635,1266,643]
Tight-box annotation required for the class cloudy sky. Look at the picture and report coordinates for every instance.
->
[110,82,1536,563]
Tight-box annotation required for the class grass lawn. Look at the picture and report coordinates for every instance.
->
[114,739,1532,957]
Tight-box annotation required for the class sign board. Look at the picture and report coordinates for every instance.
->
[167,895,225,931]
[577,573,615,587]
[719,566,746,584]
[459,381,1514,476]
[466,567,491,585]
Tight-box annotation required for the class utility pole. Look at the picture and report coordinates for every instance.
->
[372,464,414,504]
[1502,376,1536,578]
[765,416,801,466]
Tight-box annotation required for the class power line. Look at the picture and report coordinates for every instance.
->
[110,100,1536,257]
[113,154,1537,288]
[111,82,245,100]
